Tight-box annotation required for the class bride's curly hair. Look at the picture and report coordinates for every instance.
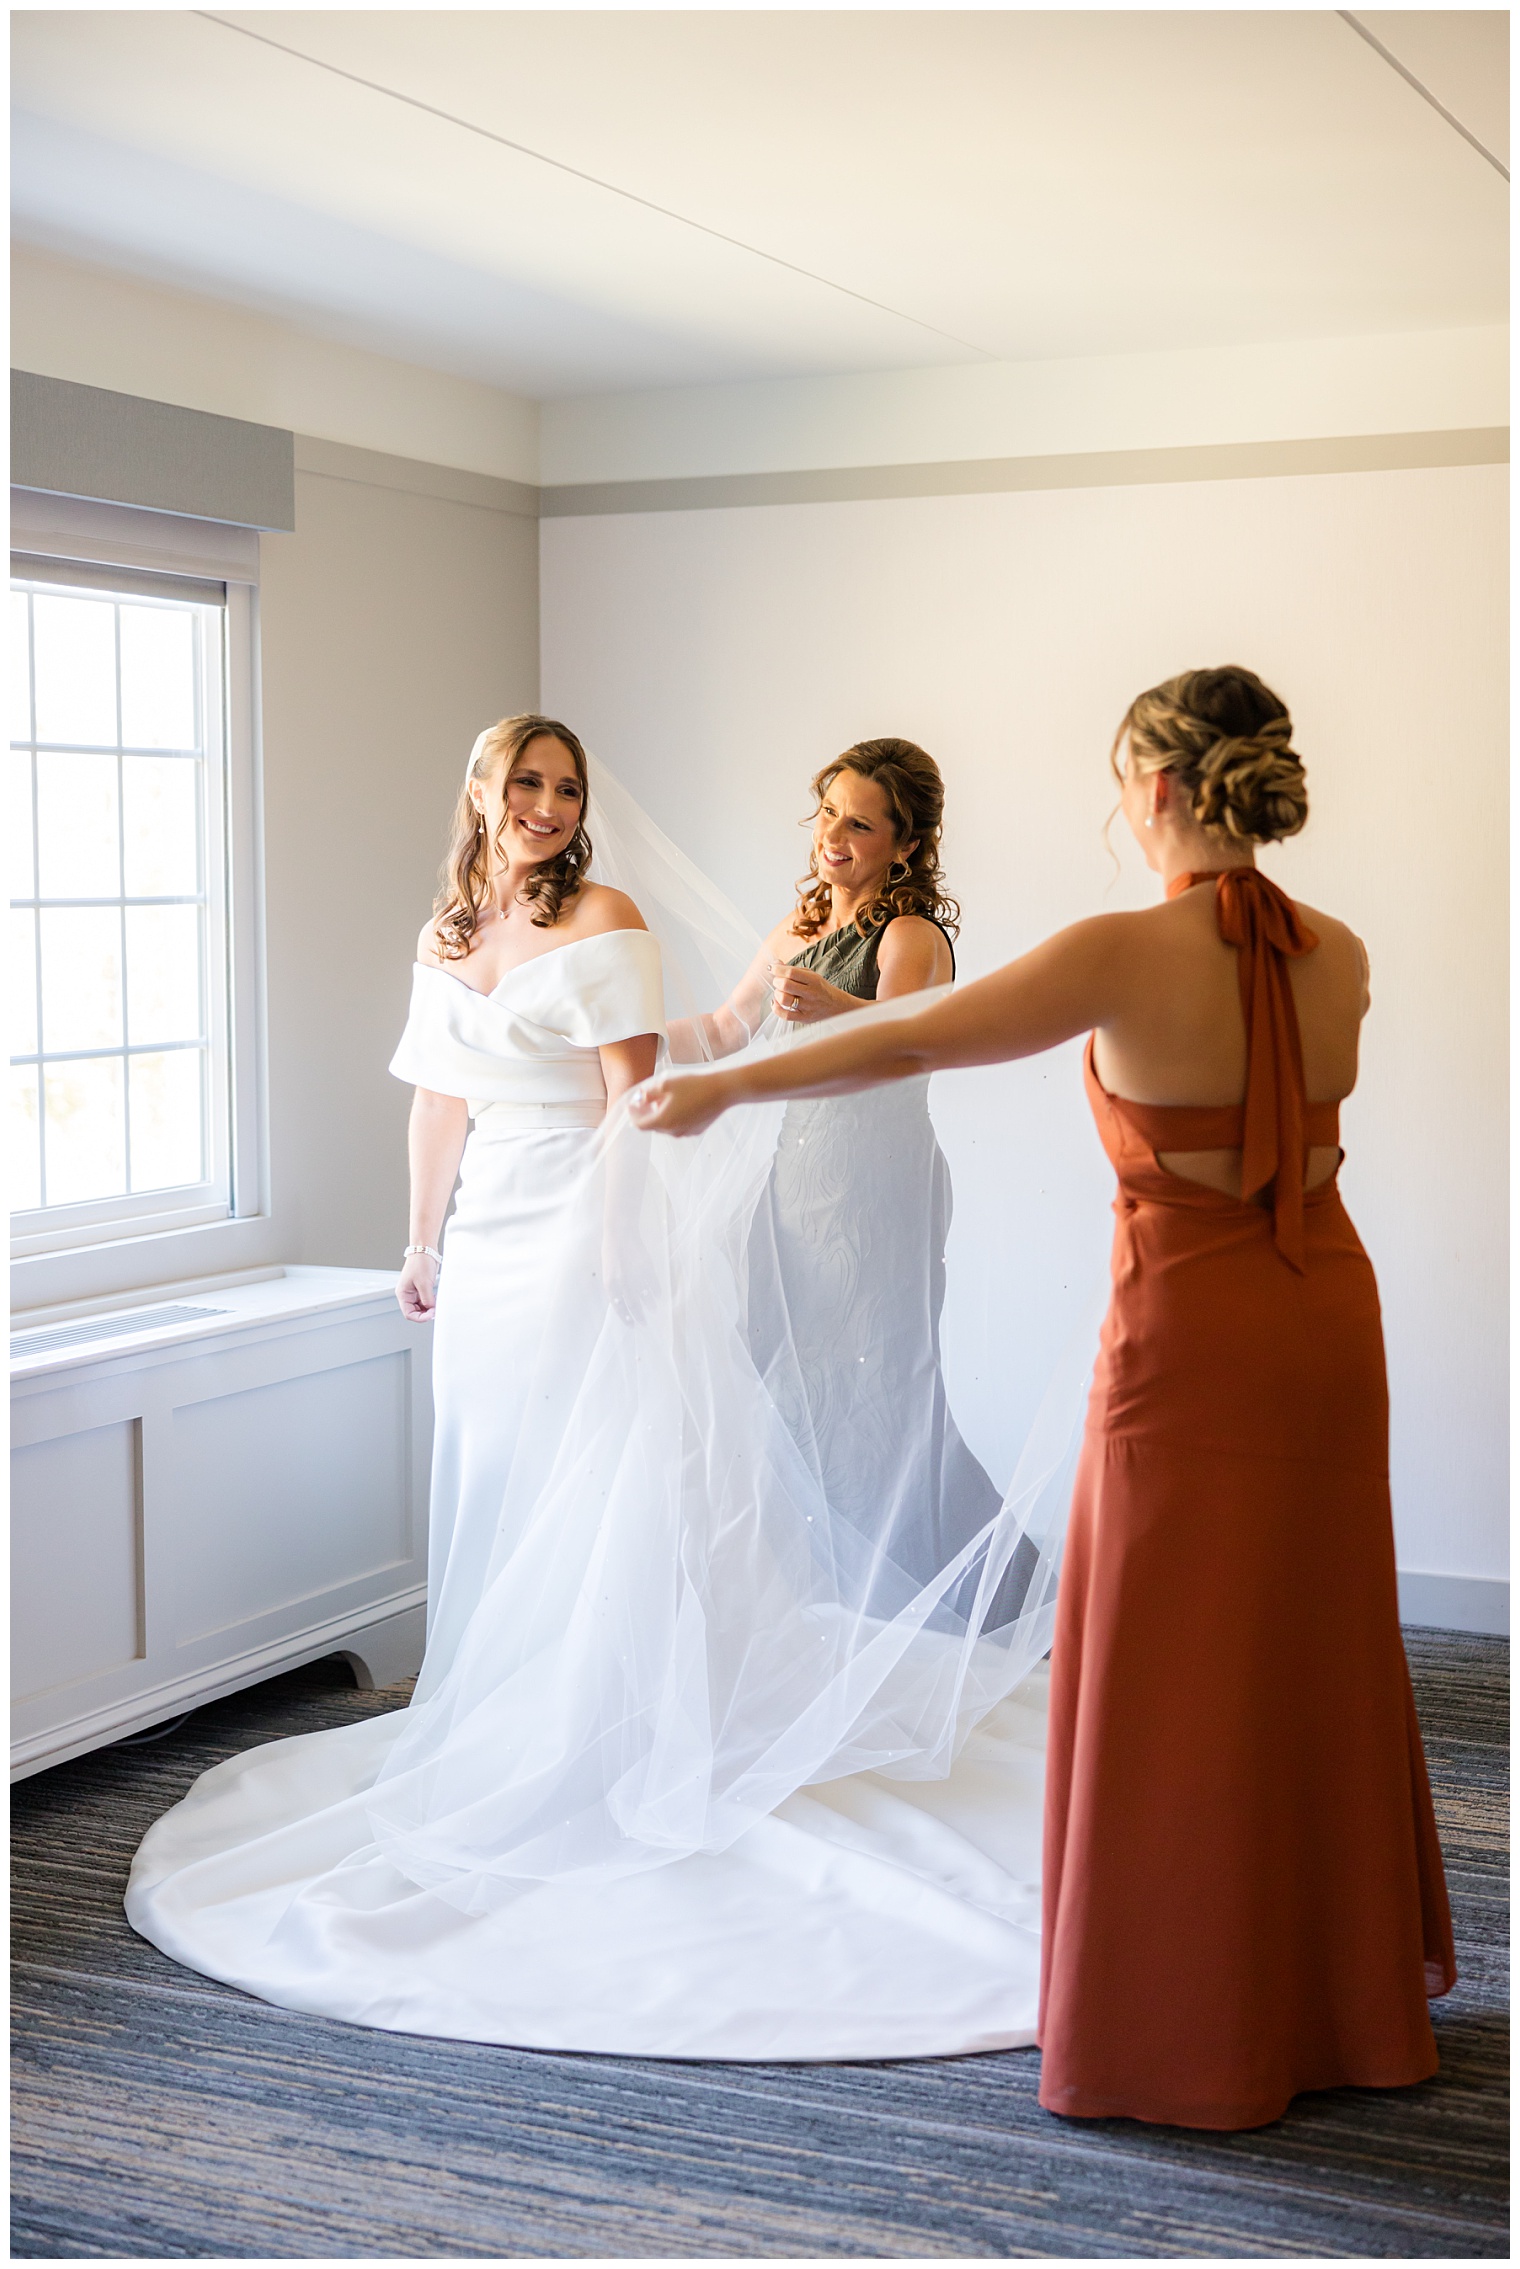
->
[433,715,593,960]
[793,737,961,942]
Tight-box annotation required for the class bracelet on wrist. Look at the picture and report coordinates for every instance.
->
[403,1244,443,1267]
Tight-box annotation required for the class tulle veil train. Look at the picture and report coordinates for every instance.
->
[367,753,1098,1905]
[125,751,1098,2058]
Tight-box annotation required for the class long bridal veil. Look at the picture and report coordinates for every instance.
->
[362,756,1094,1910]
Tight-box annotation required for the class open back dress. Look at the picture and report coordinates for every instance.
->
[1040,866,1455,2129]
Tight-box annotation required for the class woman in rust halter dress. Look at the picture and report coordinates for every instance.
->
[634,664,1455,2130]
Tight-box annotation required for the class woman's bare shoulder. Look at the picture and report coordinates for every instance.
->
[1289,900,1365,975]
[879,912,943,944]
[566,883,649,936]
[1043,906,1159,959]
[1290,900,1369,1007]
[877,913,953,968]
[1291,899,1357,950]
[415,916,444,968]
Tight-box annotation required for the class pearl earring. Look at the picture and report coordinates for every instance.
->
[1144,814,1154,829]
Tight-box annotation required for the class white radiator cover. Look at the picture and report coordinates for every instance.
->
[10,1267,432,1779]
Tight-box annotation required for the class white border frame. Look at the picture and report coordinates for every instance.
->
[10,496,270,1314]
[10,585,232,1253]
[224,580,267,1224]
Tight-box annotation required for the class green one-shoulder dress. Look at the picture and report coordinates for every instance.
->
[785,914,954,998]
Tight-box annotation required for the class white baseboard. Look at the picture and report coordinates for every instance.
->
[1398,1569,1509,1637]
[9,1583,428,1780]
[337,1603,428,1689]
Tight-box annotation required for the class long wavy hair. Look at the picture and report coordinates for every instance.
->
[432,715,593,961]
[793,737,960,942]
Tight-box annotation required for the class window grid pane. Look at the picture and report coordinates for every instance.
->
[10,576,224,1223]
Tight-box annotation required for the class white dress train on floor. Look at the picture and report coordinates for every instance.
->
[126,926,1065,2059]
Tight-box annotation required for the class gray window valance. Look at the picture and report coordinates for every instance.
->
[11,371,295,532]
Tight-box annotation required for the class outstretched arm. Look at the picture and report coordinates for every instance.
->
[631,915,1130,1136]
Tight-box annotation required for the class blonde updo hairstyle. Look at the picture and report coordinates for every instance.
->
[1114,666,1308,845]
[794,736,961,942]
[433,713,592,961]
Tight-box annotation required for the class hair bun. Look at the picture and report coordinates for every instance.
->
[1191,730,1308,844]
[1117,666,1308,845]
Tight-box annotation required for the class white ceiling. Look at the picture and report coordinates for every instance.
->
[11,9,1509,402]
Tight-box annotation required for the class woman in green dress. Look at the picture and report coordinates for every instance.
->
[690,738,1005,1599]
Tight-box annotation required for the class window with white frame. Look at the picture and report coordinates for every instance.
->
[10,561,235,1253]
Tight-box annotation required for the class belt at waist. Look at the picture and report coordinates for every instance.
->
[469,1098,606,1135]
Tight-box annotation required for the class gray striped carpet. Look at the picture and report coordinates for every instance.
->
[12,1628,1507,2259]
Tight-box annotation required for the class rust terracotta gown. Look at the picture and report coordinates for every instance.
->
[1038,866,1455,2131]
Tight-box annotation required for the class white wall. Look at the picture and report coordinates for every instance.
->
[12,245,540,483]
[542,463,1507,1590]
[258,454,538,1273]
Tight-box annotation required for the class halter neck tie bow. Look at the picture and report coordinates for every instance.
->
[1167,867,1321,1269]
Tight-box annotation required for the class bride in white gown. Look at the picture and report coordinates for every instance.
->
[125,717,1079,2060]
[389,716,663,1681]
